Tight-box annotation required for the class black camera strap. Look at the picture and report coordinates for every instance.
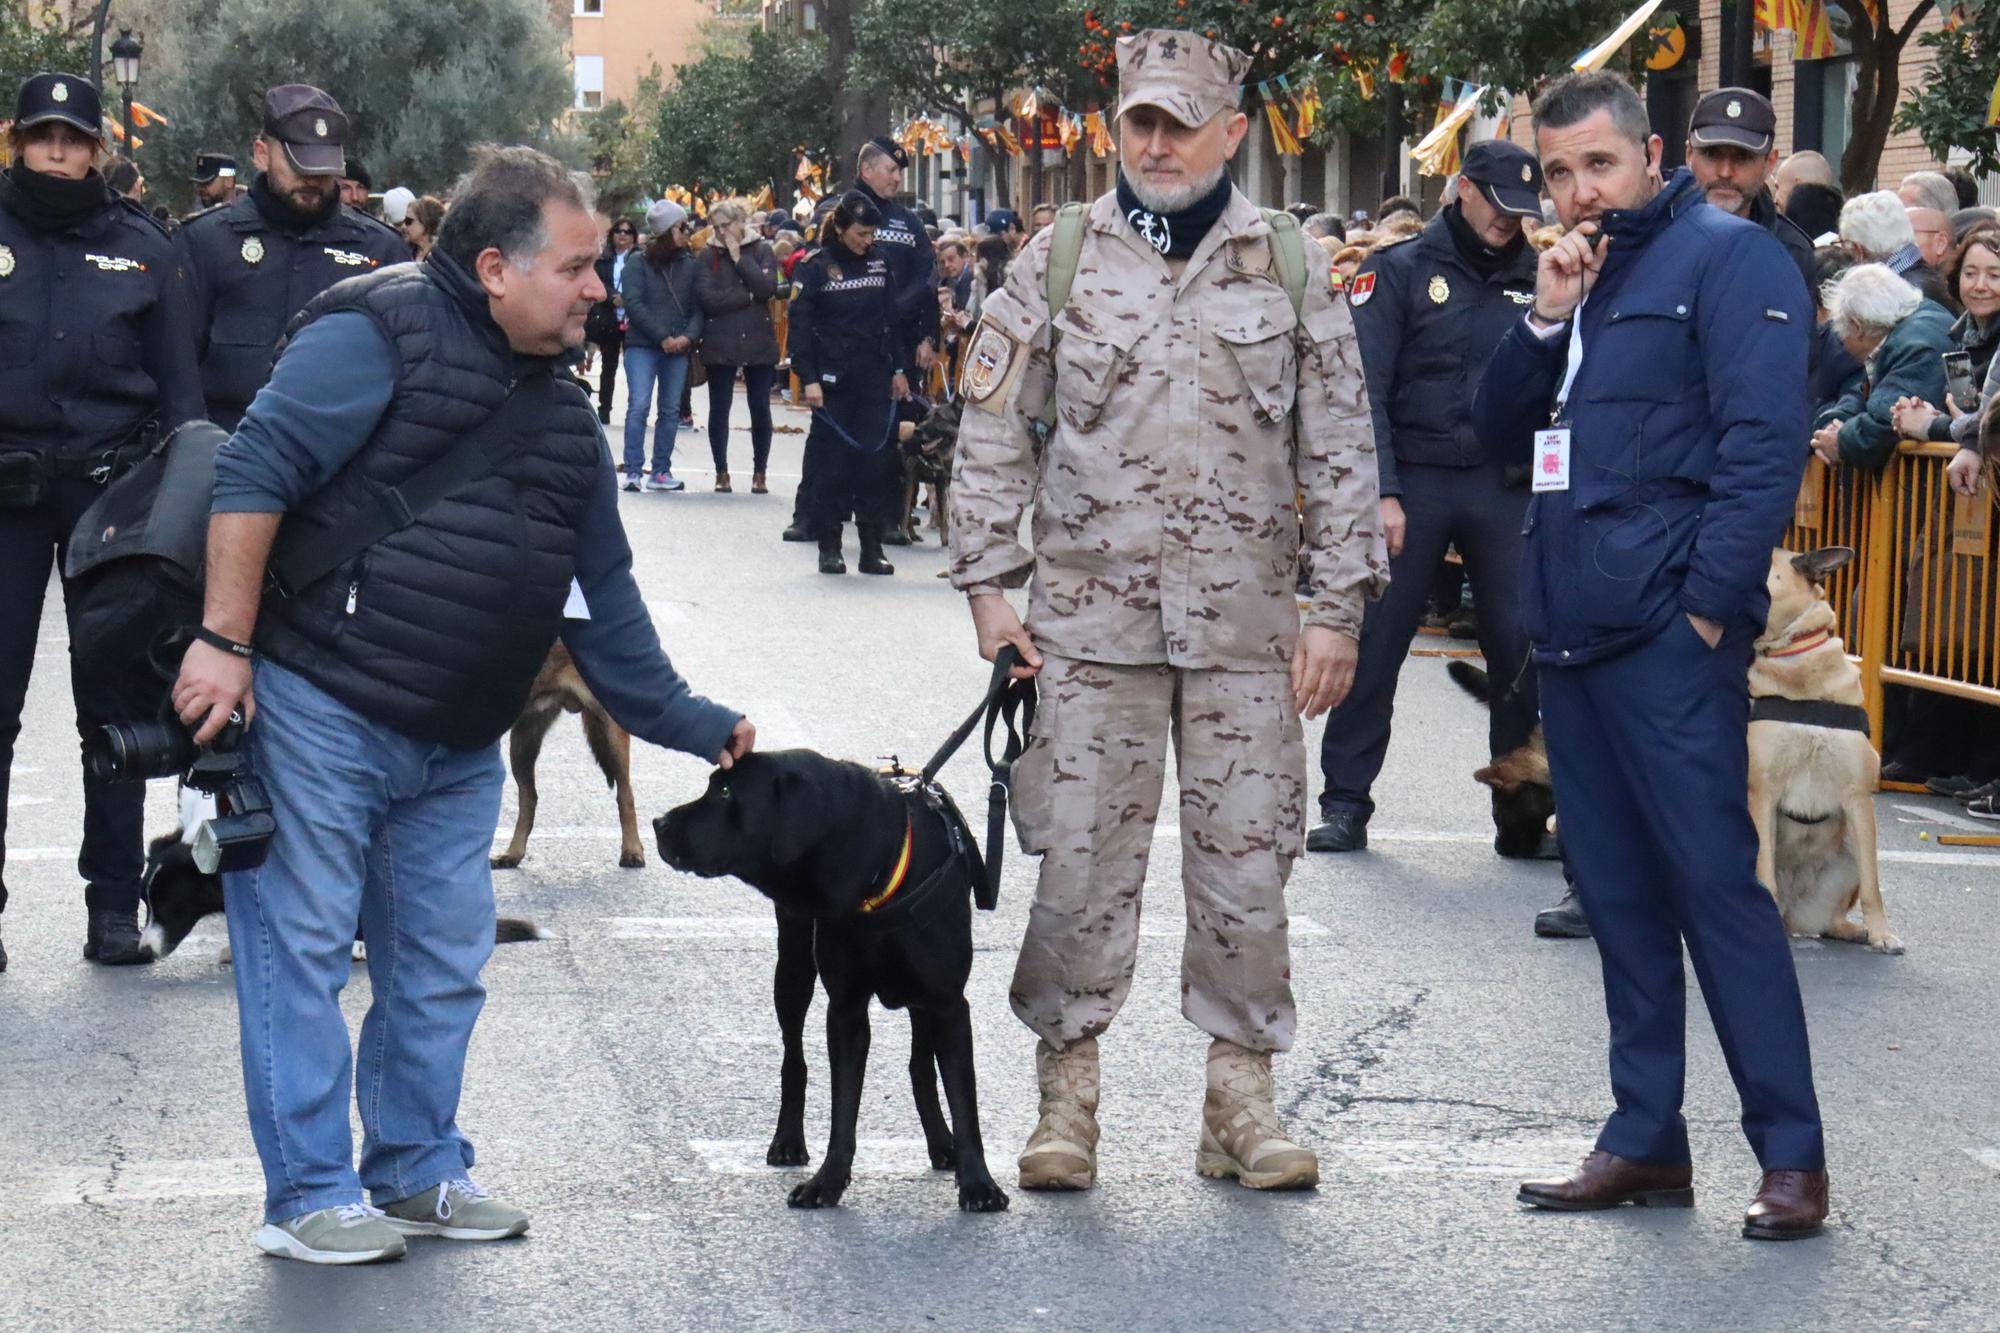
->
[268,372,568,598]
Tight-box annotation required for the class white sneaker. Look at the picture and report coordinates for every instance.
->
[646,471,685,493]
[253,1202,407,1265]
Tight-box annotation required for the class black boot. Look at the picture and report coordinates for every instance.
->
[1533,888,1592,939]
[1305,811,1367,852]
[818,533,847,575]
[84,908,154,965]
[858,525,895,576]
[0,920,8,973]
[783,522,815,543]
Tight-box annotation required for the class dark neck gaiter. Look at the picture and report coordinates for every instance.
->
[0,163,113,232]
[1115,169,1232,260]
[1443,201,1525,280]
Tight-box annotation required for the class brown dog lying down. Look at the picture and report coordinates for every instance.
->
[492,643,646,871]
[1749,547,1901,954]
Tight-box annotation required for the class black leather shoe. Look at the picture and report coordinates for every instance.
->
[818,550,847,575]
[1879,759,1931,785]
[1534,888,1592,939]
[1446,610,1479,640]
[1305,812,1367,853]
[782,523,815,543]
[1925,773,1984,798]
[84,909,153,966]
[1498,830,1563,861]
[881,530,913,546]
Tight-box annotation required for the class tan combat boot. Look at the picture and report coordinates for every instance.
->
[1019,1036,1100,1190]
[1197,1038,1319,1190]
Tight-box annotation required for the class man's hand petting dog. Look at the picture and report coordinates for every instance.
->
[173,638,255,743]
[969,593,1042,679]
[1292,626,1357,719]
[717,717,758,770]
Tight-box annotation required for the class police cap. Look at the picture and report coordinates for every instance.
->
[191,151,237,183]
[261,84,349,175]
[1460,139,1543,219]
[13,72,103,140]
[1688,87,1775,156]
[865,135,910,170]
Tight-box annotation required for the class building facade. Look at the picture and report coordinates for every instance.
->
[566,0,752,111]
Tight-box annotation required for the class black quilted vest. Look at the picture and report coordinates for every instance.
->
[256,254,603,748]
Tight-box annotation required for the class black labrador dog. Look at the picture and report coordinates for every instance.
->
[655,748,1007,1213]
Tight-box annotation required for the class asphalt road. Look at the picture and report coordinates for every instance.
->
[4,390,1999,1331]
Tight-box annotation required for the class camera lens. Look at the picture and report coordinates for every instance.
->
[85,722,196,783]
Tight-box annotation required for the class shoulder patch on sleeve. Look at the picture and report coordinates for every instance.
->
[1347,271,1376,307]
[962,317,1024,411]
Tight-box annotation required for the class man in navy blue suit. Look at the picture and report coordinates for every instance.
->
[1474,71,1828,1241]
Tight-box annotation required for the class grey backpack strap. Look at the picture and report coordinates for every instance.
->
[1034,203,1091,434]
[1260,209,1309,320]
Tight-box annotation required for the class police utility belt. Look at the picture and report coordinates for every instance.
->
[0,427,158,509]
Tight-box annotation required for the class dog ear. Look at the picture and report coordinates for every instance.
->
[1471,761,1515,792]
[1791,546,1854,586]
[766,768,821,866]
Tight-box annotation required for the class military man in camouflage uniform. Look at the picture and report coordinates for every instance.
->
[949,29,1387,1193]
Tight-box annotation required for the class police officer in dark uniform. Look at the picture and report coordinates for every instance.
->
[1308,140,1548,856]
[789,190,906,577]
[785,136,937,543]
[0,73,203,970]
[177,85,405,430]
[187,151,238,216]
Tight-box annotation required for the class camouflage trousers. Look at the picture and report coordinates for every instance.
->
[1008,655,1307,1053]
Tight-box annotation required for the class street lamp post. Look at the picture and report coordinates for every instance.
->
[110,29,143,154]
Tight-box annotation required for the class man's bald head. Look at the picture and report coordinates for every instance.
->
[1774,150,1833,209]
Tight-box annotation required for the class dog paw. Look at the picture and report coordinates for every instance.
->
[957,1178,1010,1213]
[928,1142,959,1172]
[490,852,522,870]
[787,1172,848,1209]
[766,1134,811,1168]
[619,849,646,869]
[1869,932,1906,955]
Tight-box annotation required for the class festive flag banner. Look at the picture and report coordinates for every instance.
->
[1573,0,1666,70]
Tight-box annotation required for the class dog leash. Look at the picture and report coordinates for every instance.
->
[891,646,1036,912]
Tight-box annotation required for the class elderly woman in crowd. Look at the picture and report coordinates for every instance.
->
[1811,263,1954,470]
[1892,225,2000,471]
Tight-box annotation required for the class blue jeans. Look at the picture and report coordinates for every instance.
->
[224,658,502,1224]
[622,345,688,475]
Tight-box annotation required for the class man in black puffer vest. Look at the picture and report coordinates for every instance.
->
[172,146,755,1268]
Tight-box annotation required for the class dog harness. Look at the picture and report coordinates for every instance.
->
[1748,695,1871,738]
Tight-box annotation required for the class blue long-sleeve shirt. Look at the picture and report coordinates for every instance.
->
[213,311,741,760]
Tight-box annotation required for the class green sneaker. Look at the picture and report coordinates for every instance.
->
[380,1178,529,1240]
[254,1203,407,1265]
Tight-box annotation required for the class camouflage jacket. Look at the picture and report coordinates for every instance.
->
[948,187,1388,669]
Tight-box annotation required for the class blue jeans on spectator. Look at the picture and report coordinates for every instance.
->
[223,658,502,1224]
[623,345,688,477]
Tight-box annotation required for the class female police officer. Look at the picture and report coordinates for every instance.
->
[788,190,907,576]
[0,73,201,969]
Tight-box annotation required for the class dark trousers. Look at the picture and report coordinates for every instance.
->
[1319,461,1536,819]
[0,476,146,917]
[706,363,776,474]
[803,430,900,537]
[593,334,623,418]
[1540,616,1825,1170]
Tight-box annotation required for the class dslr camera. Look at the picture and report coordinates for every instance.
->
[86,713,274,873]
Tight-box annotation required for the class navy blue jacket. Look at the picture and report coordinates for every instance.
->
[620,247,705,348]
[1350,209,1538,496]
[1474,170,1811,667]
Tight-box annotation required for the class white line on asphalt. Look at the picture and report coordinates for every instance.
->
[7,795,51,808]
[8,847,74,861]
[27,1156,265,1205]
[688,1138,942,1176]
[608,915,1331,941]
[1966,1147,2000,1174]
[1892,802,1990,832]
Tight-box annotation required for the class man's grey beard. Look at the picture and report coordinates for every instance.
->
[1127,161,1228,213]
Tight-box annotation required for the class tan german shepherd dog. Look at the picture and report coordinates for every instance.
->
[491,643,647,871]
[1748,547,1902,954]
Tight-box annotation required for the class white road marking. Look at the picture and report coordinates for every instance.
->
[8,847,75,861]
[27,1156,265,1205]
[1966,1147,2000,1174]
[6,795,51,808]
[1892,802,1990,832]
[688,1138,941,1176]
[608,915,1331,941]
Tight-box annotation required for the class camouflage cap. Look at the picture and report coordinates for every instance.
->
[1114,29,1250,128]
